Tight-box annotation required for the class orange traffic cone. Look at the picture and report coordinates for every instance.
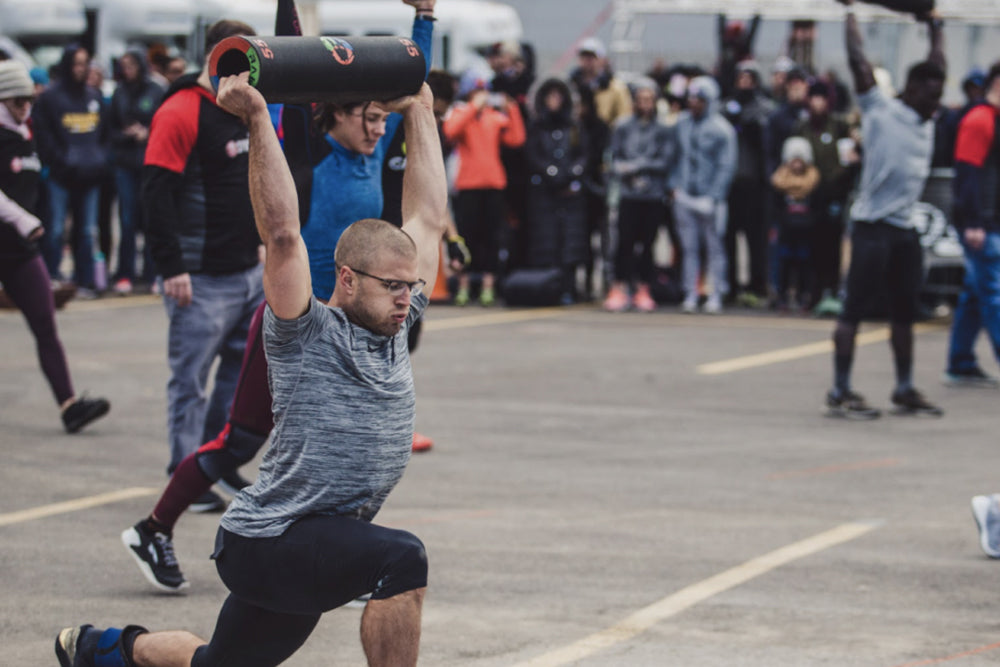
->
[429,244,450,304]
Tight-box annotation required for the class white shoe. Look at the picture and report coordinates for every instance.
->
[681,297,697,314]
[703,296,722,314]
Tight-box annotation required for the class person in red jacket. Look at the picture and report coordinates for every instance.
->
[442,74,525,306]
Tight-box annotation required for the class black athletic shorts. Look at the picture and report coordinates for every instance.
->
[191,516,428,666]
[839,220,923,325]
[212,514,427,614]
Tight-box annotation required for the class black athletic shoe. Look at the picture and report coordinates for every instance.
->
[121,521,189,592]
[943,367,1000,388]
[890,388,944,417]
[189,489,226,513]
[825,390,881,420]
[216,469,252,496]
[61,395,110,433]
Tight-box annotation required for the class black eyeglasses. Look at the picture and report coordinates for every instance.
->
[10,97,33,107]
[351,268,426,297]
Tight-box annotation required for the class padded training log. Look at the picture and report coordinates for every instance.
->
[209,35,426,104]
[855,0,934,15]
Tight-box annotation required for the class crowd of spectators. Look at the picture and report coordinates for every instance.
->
[0,14,986,317]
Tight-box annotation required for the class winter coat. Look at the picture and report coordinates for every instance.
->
[524,79,589,267]
[109,49,165,170]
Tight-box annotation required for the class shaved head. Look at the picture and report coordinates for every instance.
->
[335,218,417,274]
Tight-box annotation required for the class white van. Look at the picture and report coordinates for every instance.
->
[315,0,523,75]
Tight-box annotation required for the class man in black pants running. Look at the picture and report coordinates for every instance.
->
[825,0,945,419]
[55,73,448,667]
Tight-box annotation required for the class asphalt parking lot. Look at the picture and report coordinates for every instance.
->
[3,296,1000,666]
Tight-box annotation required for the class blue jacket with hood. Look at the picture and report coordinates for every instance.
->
[669,76,738,203]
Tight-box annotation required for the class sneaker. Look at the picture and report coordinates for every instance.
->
[216,469,252,496]
[632,285,656,313]
[825,390,881,420]
[813,295,843,318]
[56,624,148,667]
[75,286,99,301]
[55,624,97,667]
[703,295,722,315]
[603,286,629,312]
[453,286,470,307]
[479,286,495,307]
[971,495,1000,558]
[121,522,189,592]
[62,395,110,433]
[736,292,763,308]
[890,387,944,417]
[943,367,1000,388]
[112,278,133,296]
[412,432,434,453]
[680,297,698,314]
[189,489,226,513]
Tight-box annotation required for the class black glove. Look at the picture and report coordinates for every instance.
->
[447,235,471,267]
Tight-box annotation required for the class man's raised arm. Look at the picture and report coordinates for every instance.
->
[381,83,448,294]
[841,0,877,94]
[216,73,312,319]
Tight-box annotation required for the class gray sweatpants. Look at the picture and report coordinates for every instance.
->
[673,197,729,300]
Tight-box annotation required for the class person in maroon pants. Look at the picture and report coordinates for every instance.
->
[0,59,109,433]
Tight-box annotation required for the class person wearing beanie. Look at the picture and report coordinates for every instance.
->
[722,59,775,308]
[669,75,737,314]
[0,60,110,433]
[771,135,820,311]
[603,77,674,312]
[31,43,110,296]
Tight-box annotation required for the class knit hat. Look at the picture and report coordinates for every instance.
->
[0,61,34,100]
[782,136,814,165]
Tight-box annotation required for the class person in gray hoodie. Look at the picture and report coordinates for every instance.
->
[670,75,737,314]
[603,77,674,312]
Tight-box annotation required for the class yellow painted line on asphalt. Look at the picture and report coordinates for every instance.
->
[697,323,940,376]
[424,307,570,331]
[0,487,158,527]
[512,520,880,667]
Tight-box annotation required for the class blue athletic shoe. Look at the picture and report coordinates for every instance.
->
[972,495,1000,559]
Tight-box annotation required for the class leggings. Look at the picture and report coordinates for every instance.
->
[1,255,73,405]
[615,198,663,285]
[191,517,427,667]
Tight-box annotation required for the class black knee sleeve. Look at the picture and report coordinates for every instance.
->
[196,424,267,482]
[371,531,428,600]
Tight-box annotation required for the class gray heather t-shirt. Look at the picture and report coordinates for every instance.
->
[849,87,934,229]
[220,291,429,538]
